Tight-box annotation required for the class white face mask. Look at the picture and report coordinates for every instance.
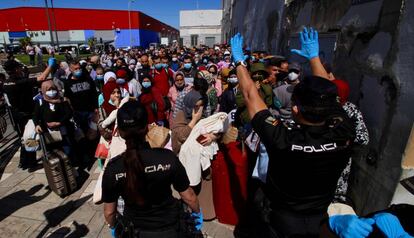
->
[288,72,299,81]
[45,90,58,98]
[228,77,238,84]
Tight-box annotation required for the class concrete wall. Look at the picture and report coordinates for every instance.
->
[222,0,414,215]
[180,10,223,27]
[0,32,11,44]
[27,30,51,43]
[95,30,115,42]
[180,9,223,47]
[68,30,85,42]
[221,0,285,51]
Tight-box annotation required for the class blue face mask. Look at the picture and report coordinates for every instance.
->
[96,75,104,80]
[155,63,163,70]
[45,90,58,98]
[73,69,82,78]
[162,63,168,68]
[259,59,265,63]
[116,78,126,85]
[108,99,115,106]
[184,77,194,85]
[142,81,152,88]
[184,63,192,70]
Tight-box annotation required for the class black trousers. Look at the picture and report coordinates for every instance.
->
[268,209,324,238]
[12,110,36,167]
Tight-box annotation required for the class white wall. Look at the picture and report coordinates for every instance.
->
[180,10,223,27]
[0,32,10,44]
[95,30,115,42]
[27,30,51,43]
[69,30,85,42]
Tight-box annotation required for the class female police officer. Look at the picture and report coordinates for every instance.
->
[102,100,202,238]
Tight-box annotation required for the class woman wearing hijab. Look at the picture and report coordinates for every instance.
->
[33,80,73,154]
[207,64,222,97]
[98,81,122,141]
[138,74,166,125]
[171,90,209,155]
[198,70,219,114]
[167,71,191,127]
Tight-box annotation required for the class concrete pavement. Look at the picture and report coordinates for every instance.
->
[0,150,235,238]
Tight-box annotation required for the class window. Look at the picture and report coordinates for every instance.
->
[191,35,198,46]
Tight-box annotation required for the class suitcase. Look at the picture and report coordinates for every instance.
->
[40,133,77,197]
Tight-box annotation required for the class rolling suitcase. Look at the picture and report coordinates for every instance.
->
[40,133,77,197]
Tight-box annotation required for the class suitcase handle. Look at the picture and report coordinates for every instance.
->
[38,132,49,162]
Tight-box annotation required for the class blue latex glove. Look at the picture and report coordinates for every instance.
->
[48,57,56,67]
[191,209,203,231]
[329,214,375,238]
[110,227,116,237]
[373,213,412,238]
[230,33,245,63]
[290,27,319,60]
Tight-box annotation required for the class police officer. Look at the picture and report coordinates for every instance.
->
[230,28,374,237]
[2,57,55,170]
[102,100,203,238]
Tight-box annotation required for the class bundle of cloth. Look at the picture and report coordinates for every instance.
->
[179,112,229,186]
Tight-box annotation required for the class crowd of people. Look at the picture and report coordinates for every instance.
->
[0,26,413,238]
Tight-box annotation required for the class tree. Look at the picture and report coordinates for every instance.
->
[19,36,32,50]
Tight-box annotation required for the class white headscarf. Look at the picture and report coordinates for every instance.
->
[104,71,116,85]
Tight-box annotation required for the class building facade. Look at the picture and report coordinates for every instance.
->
[221,0,414,214]
[0,7,179,49]
[179,10,222,47]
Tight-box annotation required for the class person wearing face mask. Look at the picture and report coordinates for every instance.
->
[181,55,197,85]
[168,71,191,127]
[170,53,180,72]
[235,62,273,126]
[137,54,151,83]
[63,59,99,139]
[3,57,55,170]
[97,81,123,142]
[220,70,239,114]
[126,59,142,98]
[207,64,222,97]
[33,80,73,155]
[199,70,219,114]
[138,74,166,125]
[272,62,301,120]
[116,69,135,98]
[150,56,174,97]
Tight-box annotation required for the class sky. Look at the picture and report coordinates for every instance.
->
[0,0,222,29]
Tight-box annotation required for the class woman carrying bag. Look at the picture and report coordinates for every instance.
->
[102,101,203,238]
[33,80,73,155]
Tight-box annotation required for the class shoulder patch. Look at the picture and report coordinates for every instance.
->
[265,116,279,126]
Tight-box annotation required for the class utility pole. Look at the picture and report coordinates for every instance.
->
[44,0,55,47]
[50,0,59,49]
[128,0,135,48]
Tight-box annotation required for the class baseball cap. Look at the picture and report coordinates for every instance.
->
[117,101,148,130]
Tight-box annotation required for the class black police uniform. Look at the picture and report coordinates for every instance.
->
[3,74,38,168]
[251,109,354,237]
[102,143,190,237]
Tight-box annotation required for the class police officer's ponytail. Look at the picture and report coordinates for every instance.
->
[123,128,148,205]
[117,101,149,205]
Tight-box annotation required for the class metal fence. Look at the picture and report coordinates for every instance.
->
[0,103,20,169]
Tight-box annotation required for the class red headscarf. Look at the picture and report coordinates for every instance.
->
[333,79,350,105]
[102,81,121,115]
